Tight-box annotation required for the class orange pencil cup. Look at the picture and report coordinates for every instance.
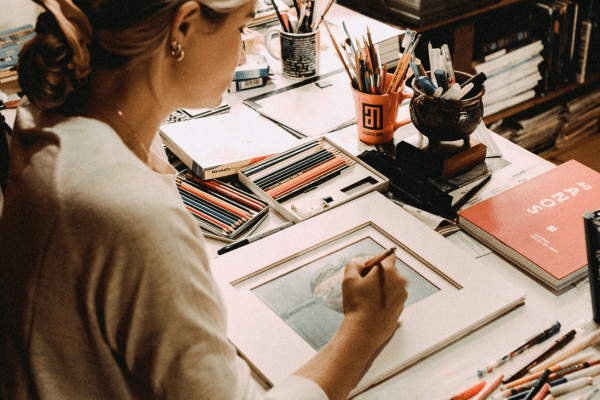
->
[352,73,412,145]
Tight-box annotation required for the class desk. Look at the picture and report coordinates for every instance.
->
[1,8,596,399]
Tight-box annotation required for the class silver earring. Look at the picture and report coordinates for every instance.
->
[171,41,184,61]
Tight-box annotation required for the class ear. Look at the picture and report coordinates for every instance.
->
[170,1,201,46]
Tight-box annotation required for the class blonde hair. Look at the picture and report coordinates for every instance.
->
[18,0,251,112]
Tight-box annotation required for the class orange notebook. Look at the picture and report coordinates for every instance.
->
[457,160,600,290]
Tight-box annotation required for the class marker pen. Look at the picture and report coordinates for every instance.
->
[523,370,551,400]
[503,351,595,389]
[549,377,593,396]
[434,69,449,92]
[531,328,600,373]
[440,83,460,100]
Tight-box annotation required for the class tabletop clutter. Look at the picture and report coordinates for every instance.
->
[445,323,600,400]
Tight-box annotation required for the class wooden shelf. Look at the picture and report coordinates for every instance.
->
[482,72,600,125]
[413,0,525,32]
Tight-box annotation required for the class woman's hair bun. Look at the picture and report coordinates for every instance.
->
[18,11,89,111]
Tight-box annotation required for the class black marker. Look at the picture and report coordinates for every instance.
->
[217,221,294,255]
[523,369,551,400]
[461,72,487,99]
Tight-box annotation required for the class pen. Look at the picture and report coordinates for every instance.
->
[216,221,294,255]
[360,247,396,276]
[503,351,595,390]
[531,327,600,373]
[452,174,491,214]
[503,329,577,384]
[441,44,455,83]
[477,322,561,378]
[523,369,550,400]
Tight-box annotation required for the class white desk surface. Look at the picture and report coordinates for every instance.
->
[2,8,597,398]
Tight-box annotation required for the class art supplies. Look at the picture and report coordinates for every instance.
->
[159,105,298,179]
[175,170,269,238]
[474,374,504,400]
[448,381,487,400]
[502,351,595,390]
[413,42,487,102]
[217,221,294,255]
[503,329,577,384]
[477,322,561,378]
[238,137,389,222]
[351,72,412,144]
[322,17,420,95]
[531,327,600,372]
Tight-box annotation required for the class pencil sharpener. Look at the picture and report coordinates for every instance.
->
[409,71,485,149]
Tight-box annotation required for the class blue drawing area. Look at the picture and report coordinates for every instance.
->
[251,237,440,351]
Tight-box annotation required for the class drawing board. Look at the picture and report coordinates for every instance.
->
[211,192,526,397]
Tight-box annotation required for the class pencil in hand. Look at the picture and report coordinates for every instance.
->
[361,247,396,277]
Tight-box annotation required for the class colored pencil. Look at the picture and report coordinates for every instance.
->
[244,140,322,176]
[185,174,266,211]
[178,187,247,224]
[179,190,242,227]
[248,144,325,182]
[255,149,336,189]
[268,157,352,199]
[177,180,251,220]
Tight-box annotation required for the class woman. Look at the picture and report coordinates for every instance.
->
[0,0,408,399]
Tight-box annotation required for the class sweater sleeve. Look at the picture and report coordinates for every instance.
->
[79,173,327,400]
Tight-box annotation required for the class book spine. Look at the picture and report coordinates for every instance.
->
[584,211,600,322]
[576,20,593,83]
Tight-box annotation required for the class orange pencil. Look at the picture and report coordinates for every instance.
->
[448,381,487,400]
[186,176,265,211]
[267,158,348,198]
[268,158,350,198]
[177,180,251,220]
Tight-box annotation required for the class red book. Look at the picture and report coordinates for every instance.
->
[457,160,600,290]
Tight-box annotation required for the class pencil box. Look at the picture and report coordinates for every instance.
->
[176,169,270,238]
[238,137,389,223]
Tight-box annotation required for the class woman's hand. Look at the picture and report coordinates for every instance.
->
[341,254,408,349]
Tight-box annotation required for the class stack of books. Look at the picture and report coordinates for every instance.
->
[492,105,564,153]
[473,40,544,117]
[555,86,600,149]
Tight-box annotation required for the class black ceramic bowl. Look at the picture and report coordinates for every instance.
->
[409,71,485,146]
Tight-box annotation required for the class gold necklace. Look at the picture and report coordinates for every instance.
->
[117,109,151,164]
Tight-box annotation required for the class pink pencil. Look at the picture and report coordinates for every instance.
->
[474,374,504,400]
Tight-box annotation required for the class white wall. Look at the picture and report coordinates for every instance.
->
[0,1,43,32]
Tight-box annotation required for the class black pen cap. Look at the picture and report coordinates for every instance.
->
[462,72,487,99]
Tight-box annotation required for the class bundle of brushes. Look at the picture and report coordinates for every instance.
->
[321,18,421,95]
[412,40,488,101]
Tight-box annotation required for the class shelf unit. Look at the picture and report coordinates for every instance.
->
[384,0,599,162]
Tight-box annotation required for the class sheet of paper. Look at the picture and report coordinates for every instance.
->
[244,70,356,137]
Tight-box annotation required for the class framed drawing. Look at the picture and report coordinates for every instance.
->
[211,192,526,397]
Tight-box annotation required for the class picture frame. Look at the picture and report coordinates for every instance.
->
[211,192,526,397]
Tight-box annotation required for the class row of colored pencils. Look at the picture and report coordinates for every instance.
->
[176,172,267,236]
[322,17,421,95]
[243,139,354,201]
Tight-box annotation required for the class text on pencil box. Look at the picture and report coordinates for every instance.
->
[527,182,592,214]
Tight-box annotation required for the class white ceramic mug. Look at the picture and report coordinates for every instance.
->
[265,26,320,79]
